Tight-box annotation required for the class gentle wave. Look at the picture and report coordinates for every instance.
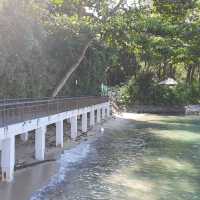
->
[30,142,91,200]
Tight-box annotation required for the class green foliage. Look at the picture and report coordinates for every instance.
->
[103,0,200,83]
[51,0,64,5]
[102,0,200,106]
[153,0,198,20]
[119,74,200,106]
[0,0,127,98]
[1,0,200,103]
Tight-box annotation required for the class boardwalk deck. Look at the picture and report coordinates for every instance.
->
[0,96,110,182]
[0,96,108,127]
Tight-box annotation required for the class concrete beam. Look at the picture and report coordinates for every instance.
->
[20,132,29,142]
[70,116,77,140]
[35,127,46,161]
[82,113,87,133]
[56,121,63,148]
[1,136,15,182]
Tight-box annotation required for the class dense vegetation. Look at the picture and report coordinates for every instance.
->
[0,0,199,105]
[104,0,200,105]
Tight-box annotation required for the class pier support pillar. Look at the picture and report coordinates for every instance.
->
[20,132,28,142]
[107,104,110,117]
[35,127,46,161]
[82,113,87,133]
[1,136,15,182]
[102,107,106,120]
[56,121,63,148]
[97,108,101,123]
[70,116,77,140]
[90,108,95,127]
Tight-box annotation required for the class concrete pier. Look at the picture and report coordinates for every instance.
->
[0,98,110,182]
[1,136,15,182]
[70,116,77,140]
[35,127,46,161]
[97,107,101,123]
[90,108,95,127]
[81,113,87,133]
[107,104,110,117]
[56,121,63,148]
[102,107,106,120]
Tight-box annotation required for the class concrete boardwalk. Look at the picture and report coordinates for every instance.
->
[0,96,110,182]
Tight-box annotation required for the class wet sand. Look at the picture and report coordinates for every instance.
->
[0,162,57,200]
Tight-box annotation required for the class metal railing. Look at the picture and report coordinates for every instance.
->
[0,96,108,127]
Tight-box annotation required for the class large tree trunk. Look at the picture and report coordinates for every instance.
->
[52,39,92,97]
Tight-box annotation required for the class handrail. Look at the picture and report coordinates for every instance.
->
[0,95,101,103]
[0,96,103,107]
[0,96,108,127]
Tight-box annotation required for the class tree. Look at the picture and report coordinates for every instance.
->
[50,0,134,97]
[103,0,200,84]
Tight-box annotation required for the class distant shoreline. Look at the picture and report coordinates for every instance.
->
[122,104,200,115]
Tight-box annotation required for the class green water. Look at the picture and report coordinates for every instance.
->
[30,115,200,200]
[121,115,200,200]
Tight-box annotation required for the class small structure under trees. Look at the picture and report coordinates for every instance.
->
[159,78,177,86]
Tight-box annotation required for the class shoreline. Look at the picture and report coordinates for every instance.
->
[0,113,199,200]
[0,118,111,200]
[114,104,200,115]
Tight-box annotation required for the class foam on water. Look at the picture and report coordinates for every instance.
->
[29,142,91,200]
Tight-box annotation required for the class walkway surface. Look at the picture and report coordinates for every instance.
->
[0,96,108,127]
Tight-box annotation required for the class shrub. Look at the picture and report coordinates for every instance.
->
[118,74,200,106]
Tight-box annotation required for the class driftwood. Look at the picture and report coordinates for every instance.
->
[14,159,56,171]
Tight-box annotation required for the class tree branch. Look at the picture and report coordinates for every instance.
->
[52,39,93,97]
[51,1,124,97]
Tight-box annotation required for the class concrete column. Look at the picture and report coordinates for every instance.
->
[20,132,28,142]
[90,108,95,127]
[1,136,15,182]
[56,120,63,148]
[102,107,106,119]
[107,104,110,117]
[97,108,101,123]
[35,126,46,161]
[82,113,87,133]
[70,116,77,140]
